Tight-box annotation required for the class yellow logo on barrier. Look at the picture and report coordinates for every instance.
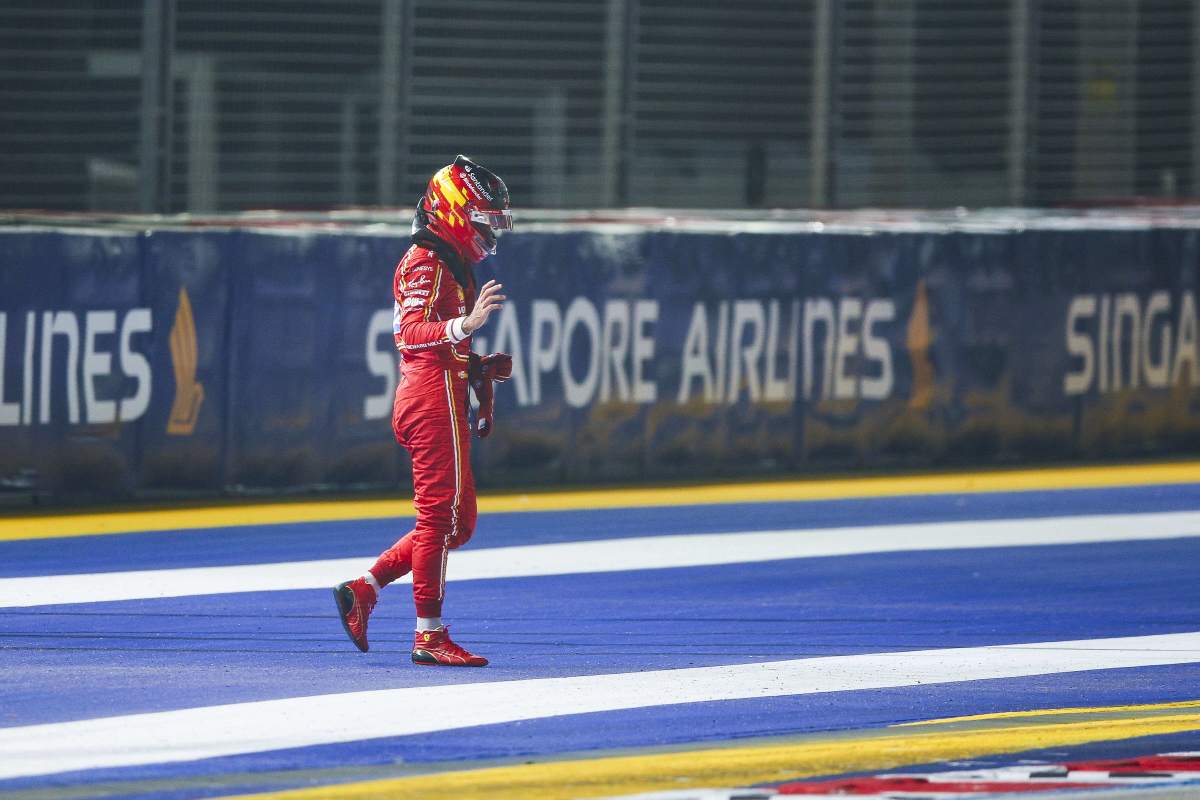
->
[167,287,205,435]
[907,279,936,410]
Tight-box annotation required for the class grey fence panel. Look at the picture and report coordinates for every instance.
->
[0,1,1197,212]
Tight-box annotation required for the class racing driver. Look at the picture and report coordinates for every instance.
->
[334,155,512,666]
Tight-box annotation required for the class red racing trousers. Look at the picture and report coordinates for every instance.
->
[369,367,476,618]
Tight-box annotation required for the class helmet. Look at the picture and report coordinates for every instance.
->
[421,155,511,264]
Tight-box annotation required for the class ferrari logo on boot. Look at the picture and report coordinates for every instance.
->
[411,626,488,667]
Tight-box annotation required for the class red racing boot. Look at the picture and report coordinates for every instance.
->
[412,626,488,666]
[333,578,377,652]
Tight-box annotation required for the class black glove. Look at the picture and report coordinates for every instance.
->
[468,352,512,439]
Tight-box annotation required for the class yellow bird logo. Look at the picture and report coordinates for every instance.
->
[907,279,936,410]
[167,286,205,435]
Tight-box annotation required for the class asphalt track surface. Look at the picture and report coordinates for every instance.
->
[2,471,1200,799]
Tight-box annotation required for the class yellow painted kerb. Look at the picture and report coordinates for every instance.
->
[219,706,1200,800]
[897,698,1200,725]
[3,460,1200,542]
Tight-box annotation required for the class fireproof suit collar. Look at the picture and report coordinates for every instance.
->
[411,227,474,293]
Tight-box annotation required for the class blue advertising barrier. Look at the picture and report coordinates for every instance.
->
[2,220,1199,496]
[0,230,145,493]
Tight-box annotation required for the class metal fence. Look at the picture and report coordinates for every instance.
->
[1,0,1197,213]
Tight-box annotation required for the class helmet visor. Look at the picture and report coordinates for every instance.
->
[469,208,513,231]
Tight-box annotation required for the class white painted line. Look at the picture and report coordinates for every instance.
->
[2,632,1199,780]
[3,510,1200,608]
[0,558,378,609]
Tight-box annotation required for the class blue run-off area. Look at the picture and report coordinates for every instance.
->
[1,482,1199,793]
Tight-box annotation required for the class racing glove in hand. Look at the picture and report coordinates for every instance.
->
[468,352,512,439]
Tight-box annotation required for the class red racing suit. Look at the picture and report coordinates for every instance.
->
[368,242,477,618]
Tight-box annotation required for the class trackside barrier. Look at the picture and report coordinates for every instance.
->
[2,216,1200,496]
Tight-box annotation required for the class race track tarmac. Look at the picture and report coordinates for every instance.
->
[2,466,1199,799]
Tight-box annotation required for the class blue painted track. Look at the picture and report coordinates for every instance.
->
[3,483,1200,795]
[5,482,1200,578]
